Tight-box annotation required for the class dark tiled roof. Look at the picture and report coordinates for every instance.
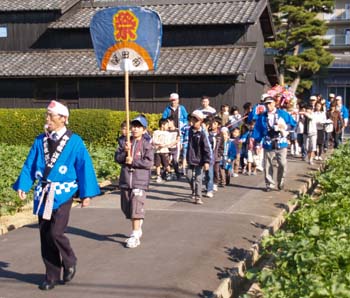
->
[0,0,81,13]
[0,45,256,77]
[49,0,266,28]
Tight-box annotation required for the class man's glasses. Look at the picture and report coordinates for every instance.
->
[45,112,61,119]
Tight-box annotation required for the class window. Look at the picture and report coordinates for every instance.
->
[179,82,231,99]
[325,29,335,45]
[0,26,7,38]
[0,79,34,98]
[57,79,78,101]
[79,78,124,98]
[346,87,350,108]
[346,4,350,20]
[130,82,153,101]
[155,83,177,100]
[35,80,56,100]
[345,29,350,45]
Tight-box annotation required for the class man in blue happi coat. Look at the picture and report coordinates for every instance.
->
[253,96,296,192]
[13,100,100,291]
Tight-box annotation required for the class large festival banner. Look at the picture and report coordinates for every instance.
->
[90,6,162,72]
[90,7,162,156]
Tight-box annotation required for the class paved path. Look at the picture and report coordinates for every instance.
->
[0,155,321,298]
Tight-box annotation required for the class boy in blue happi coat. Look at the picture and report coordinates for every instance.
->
[220,127,236,186]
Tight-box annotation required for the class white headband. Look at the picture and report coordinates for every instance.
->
[47,100,69,124]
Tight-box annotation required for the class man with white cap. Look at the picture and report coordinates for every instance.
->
[309,95,317,110]
[13,100,100,291]
[326,93,335,110]
[162,92,188,132]
[252,96,296,192]
[162,93,189,173]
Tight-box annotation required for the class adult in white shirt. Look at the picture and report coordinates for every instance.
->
[195,95,216,118]
[313,101,327,160]
[300,104,318,165]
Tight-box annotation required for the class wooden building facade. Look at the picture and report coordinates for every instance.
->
[0,0,278,113]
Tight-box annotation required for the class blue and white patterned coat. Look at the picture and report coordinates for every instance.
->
[13,133,100,216]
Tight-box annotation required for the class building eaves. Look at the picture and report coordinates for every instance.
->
[0,0,81,13]
[329,54,350,69]
[0,45,257,78]
[49,0,264,28]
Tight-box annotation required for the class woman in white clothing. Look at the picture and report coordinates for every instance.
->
[313,102,327,160]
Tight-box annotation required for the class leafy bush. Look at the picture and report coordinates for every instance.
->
[247,143,350,297]
[0,109,161,146]
[0,144,32,216]
[0,143,120,216]
[87,144,120,182]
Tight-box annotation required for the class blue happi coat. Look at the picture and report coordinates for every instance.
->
[252,109,296,150]
[221,139,236,170]
[13,133,100,216]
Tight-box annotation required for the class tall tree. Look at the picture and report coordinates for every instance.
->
[267,0,335,93]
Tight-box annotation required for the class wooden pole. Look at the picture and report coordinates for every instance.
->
[125,68,131,158]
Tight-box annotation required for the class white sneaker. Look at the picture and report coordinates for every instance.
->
[125,229,142,242]
[318,156,323,161]
[195,197,204,204]
[213,184,218,192]
[125,235,141,248]
[233,173,239,178]
[156,176,163,183]
[206,191,214,198]
[314,156,319,160]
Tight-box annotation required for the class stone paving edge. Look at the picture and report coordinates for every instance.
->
[210,165,321,298]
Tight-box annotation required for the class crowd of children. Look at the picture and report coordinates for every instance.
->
[114,92,349,248]
[286,93,348,165]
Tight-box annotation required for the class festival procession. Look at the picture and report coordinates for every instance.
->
[1,0,350,297]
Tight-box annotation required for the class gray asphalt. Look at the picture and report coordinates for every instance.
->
[0,155,320,298]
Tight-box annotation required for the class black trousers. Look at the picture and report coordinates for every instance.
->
[39,198,76,282]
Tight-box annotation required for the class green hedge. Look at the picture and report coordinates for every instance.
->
[0,109,162,216]
[0,109,162,146]
[0,143,120,216]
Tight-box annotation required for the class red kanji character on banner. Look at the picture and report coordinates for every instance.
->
[113,10,139,41]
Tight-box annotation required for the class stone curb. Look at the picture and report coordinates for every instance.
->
[0,206,36,236]
[210,164,322,298]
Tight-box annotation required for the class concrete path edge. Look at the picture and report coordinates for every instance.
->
[210,167,320,298]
